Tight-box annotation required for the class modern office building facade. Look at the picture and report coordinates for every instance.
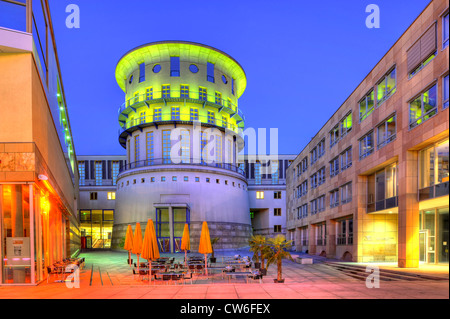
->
[286,0,449,267]
[0,0,80,285]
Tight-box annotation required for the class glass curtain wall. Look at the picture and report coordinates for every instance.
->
[419,207,449,264]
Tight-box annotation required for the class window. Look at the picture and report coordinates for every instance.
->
[340,147,352,171]
[153,64,161,73]
[195,177,200,182]
[139,62,145,82]
[409,84,437,129]
[151,177,155,182]
[162,85,171,98]
[444,13,449,49]
[107,192,116,200]
[133,92,139,104]
[146,132,154,165]
[134,135,140,162]
[318,167,325,185]
[95,161,102,186]
[231,78,235,95]
[207,62,215,83]
[271,160,279,184]
[206,178,210,183]
[255,161,261,185]
[340,182,352,204]
[310,173,318,189]
[256,191,264,199]
[140,111,146,124]
[189,64,199,73]
[310,199,317,215]
[377,114,396,149]
[318,139,325,158]
[146,87,153,100]
[222,116,228,128]
[161,176,166,182]
[207,111,215,125]
[443,74,449,109]
[359,90,375,122]
[311,147,318,164]
[190,108,199,121]
[330,157,339,177]
[215,92,222,105]
[129,75,133,84]
[199,87,207,101]
[274,225,282,233]
[200,132,208,164]
[298,180,308,197]
[112,161,120,185]
[90,192,98,200]
[408,23,437,78]
[180,85,189,98]
[172,176,177,181]
[330,189,339,208]
[274,191,282,199]
[330,125,339,148]
[301,204,308,218]
[153,107,161,121]
[419,139,449,200]
[215,135,222,164]
[377,67,396,105]
[318,195,325,212]
[170,56,180,77]
[359,131,374,160]
[274,208,281,216]
[180,129,190,164]
[340,112,352,137]
[171,107,180,120]
[162,130,171,164]
[337,219,353,245]
[367,163,398,212]
[78,161,85,186]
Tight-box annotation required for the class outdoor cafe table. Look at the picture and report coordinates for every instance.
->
[52,261,78,283]
[222,271,252,283]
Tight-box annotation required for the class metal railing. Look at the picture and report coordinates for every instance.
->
[119,158,245,176]
[118,90,245,121]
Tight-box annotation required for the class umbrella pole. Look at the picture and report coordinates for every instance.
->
[128,251,131,267]
[137,254,140,280]
[204,254,208,276]
[185,250,187,269]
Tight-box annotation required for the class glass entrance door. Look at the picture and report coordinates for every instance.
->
[419,230,428,262]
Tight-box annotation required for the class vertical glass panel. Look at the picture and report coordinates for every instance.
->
[139,63,145,82]
[436,140,449,184]
[207,62,215,83]
[438,207,449,263]
[170,57,180,77]
[419,146,435,188]
[385,164,397,198]
[375,170,385,202]
[0,1,27,31]
[2,185,31,284]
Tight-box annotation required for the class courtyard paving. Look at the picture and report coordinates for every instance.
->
[0,249,448,299]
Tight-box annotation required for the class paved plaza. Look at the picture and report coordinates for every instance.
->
[0,249,448,299]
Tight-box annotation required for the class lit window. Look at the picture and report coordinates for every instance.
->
[199,87,207,101]
[256,191,264,199]
[190,108,199,121]
[359,131,374,160]
[180,85,189,98]
[200,132,208,164]
[153,107,161,121]
[95,161,102,186]
[215,92,222,105]
[171,107,180,120]
[107,192,116,200]
[151,177,155,182]
[271,160,279,184]
[443,13,449,49]
[170,56,180,77]
[222,116,228,128]
[377,67,396,105]
[184,176,189,182]
[195,177,200,182]
[207,111,215,125]
[134,135,140,162]
[207,62,215,83]
[173,176,177,181]
[162,130,172,164]
[377,114,397,149]
[78,161,85,186]
[180,129,190,163]
[161,176,166,182]
[215,135,222,164]
[146,132,154,165]
[340,112,352,137]
[409,84,437,129]
[146,87,153,100]
[140,111,146,124]
[255,161,261,185]
[359,90,375,122]
[112,161,120,185]
[443,74,449,109]
[162,85,171,98]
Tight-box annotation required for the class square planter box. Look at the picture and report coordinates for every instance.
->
[295,258,313,264]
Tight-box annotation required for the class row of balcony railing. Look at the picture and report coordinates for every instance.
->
[117,90,245,121]
[119,158,245,176]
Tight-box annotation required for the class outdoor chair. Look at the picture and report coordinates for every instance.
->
[46,266,56,283]
[162,274,172,285]
[183,272,193,284]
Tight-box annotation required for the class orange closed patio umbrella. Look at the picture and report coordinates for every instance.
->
[180,224,190,268]
[198,221,213,275]
[132,223,143,278]
[124,225,134,267]
[141,219,160,283]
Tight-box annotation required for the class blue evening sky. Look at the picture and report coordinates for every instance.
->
[48,0,431,156]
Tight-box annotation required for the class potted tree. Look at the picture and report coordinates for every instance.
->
[210,237,220,263]
[249,235,269,273]
[266,235,294,283]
